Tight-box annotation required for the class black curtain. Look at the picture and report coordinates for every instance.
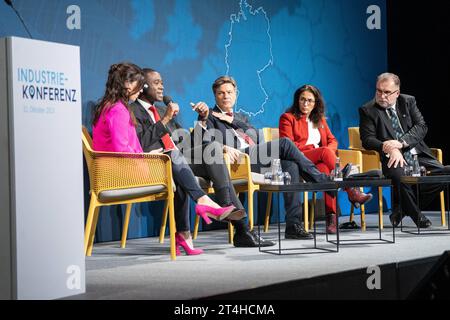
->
[387,0,450,161]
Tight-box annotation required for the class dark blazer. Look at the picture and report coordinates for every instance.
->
[359,94,435,163]
[130,100,182,152]
[194,105,263,149]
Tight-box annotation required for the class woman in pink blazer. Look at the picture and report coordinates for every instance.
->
[279,85,372,233]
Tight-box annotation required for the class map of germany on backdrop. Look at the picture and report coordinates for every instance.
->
[1,0,387,148]
[1,0,387,240]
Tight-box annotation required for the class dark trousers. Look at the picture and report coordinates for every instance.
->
[169,149,206,232]
[189,142,244,210]
[382,153,444,220]
[188,142,247,231]
[171,143,248,233]
[245,137,329,226]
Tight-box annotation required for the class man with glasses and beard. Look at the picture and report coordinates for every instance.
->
[359,72,444,228]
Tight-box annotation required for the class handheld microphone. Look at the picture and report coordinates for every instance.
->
[4,0,34,39]
[163,95,173,106]
[163,95,178,117]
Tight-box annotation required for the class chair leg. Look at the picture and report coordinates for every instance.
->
[310,193,316,227]
[228,222,234,244]
[159,200,169,244]
[440,191,446,227]
[84,197,98,255]
[193,215,200,240]
[360,188,366,231]
[304,192,309,231]
[360,204,366,231]
[86,207,100,256]
[264,192,272,232]
[378,186,384,230]
[167,198,177,261]
[120,204,132,248]
[248,190,254,231]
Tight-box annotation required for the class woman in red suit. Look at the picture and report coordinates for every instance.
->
[279,85,372,233]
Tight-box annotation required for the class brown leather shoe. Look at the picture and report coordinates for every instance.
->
[326,213,337,234]
[346,188,373,208]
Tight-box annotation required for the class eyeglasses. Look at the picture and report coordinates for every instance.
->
[376,89,399,98]
[299,97,315,105]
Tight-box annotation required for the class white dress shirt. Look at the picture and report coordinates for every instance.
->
[137,99,157,123]
[305,117,321,148]
[137,98,177,149]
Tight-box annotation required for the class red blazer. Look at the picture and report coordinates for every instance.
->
[279,112,338,152]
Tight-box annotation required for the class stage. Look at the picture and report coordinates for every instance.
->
[72,212,450,300]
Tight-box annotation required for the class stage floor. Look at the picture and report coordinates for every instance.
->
[73,212,450,300]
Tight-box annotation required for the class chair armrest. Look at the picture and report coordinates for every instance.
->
[430,148,443,164]
[228,153,252,180]
[338,149,363,168]
[349,147,381,171]
[348,147,380,158]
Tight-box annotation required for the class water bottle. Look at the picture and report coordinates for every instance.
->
[404,165,412,176]
[420,166,427,176]
[333,157,343,181]
[283,172,291,185]
[412,154,420,177]
[270,159,283,185]
[264,171,273,184]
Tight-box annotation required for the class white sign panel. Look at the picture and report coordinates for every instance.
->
[8,37,85,299]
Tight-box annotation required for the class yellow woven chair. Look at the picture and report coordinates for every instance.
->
[348,127,446,227]
[339,149,373,228]
[348,127,381,172]
[82,127,177,260]
[298,149,368,231]
[228,152,266,233]
[430,148,446,226]
[262,128,310,232]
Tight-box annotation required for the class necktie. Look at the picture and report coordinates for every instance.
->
[149,106,175,150]
[387,107,413,164]
[226,112,255,146]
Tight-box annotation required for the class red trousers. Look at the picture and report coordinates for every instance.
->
[303,147,337,214]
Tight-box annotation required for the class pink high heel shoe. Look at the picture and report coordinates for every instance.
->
[175,233,203,256]
[195,204,235,224]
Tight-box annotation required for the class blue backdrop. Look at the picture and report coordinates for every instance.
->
[1,0,388,242]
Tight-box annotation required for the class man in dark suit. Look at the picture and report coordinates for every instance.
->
[193,76,370,236]
[131,68,275,247]
[359,72,444,228]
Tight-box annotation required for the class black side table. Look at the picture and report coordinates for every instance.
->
[257,182,339,255]
[400,175,450,235]
[332,179,395,245]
